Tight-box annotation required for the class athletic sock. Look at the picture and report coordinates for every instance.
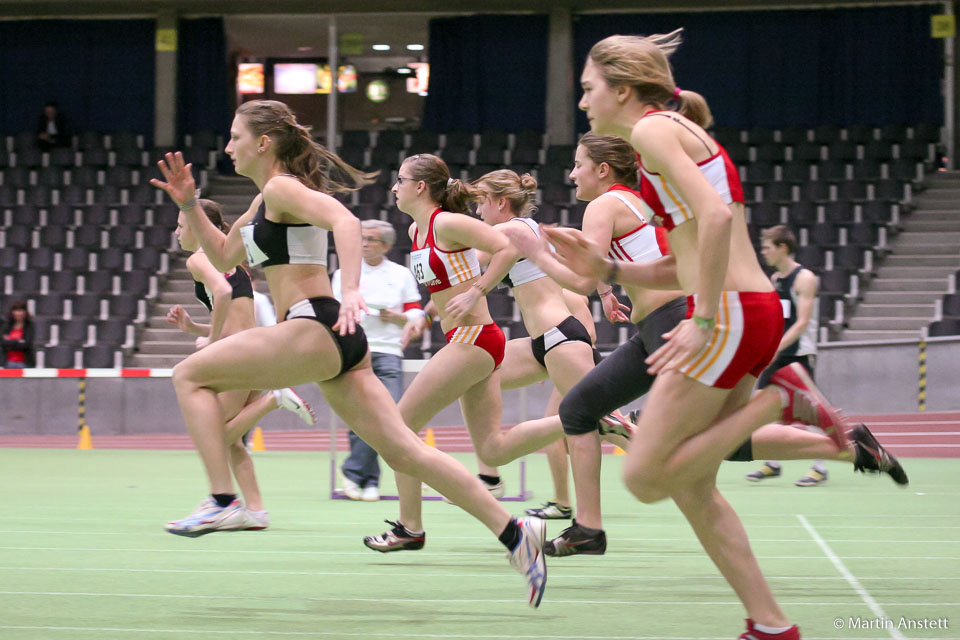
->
[812,460,827,474]
[765,461,782,470]
[212,493,237,508]
[753,623,794,635]
[479,474,501,486]
[400,522,424,536]
[498,518,522,551]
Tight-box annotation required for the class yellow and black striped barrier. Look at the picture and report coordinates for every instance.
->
[918,336,927,412]
[77,377,93,449]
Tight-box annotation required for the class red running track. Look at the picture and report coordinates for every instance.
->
[0,412,957,457]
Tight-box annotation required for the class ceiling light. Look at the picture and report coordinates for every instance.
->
[398,68,412,74]
[407,44,425,51]
[418,91,428,97]
[372,44,391,51]
[297,46,313,52]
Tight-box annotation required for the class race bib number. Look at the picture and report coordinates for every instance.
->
[410,247,437,284]
[239,224,269,266]
[780,299,792,318]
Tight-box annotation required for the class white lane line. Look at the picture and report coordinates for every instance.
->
[797,514,907,640]
[1,546,959,560]
[0,591,956,607]
[0,627,941,640]
[2,566,959,581]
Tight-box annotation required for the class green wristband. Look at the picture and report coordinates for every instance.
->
[692,315,716,331]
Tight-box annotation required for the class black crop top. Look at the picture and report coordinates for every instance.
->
[194,267,254,312]
[239,197,328,268]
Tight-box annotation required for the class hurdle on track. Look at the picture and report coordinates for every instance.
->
[329,358,531,501]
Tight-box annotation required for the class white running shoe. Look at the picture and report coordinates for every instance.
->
[165,499,247,537]
[242,509,270,530]
[166,496,216,528]
[361,485,380,502]
[341,477,363,500]
[273,388,316,425]
[508,517,547,608]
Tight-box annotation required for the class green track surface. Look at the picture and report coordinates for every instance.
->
[1,450,957,640]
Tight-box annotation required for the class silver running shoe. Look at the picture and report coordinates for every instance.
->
[597,412,634,439]
[274,388,316,425]
[525,501,573,520]
[508,517,547,608]
[241,509,270,530]
[165,499,247,538]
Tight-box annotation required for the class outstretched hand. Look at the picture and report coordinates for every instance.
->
[332,289,369,337]
[601,292,631,324]
[645,318,711,375]
[501,223,549,259]
[166,304,194,334]
[539,226,609,279]
[149,151,197,207]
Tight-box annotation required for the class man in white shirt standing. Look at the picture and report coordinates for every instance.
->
[331,219,426,501]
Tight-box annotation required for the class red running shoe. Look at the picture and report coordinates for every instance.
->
[768,363,849,450]
[739,619,800,640]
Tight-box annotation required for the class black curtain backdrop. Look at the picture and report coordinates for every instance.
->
[177,18,230,140]
[573,6,943,132]
[423,15,549,133]
[0,20,155,136]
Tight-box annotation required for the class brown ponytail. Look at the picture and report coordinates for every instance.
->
[401,153,475,214]
[236,100,378,194]
[577,133,640,189]
[198,198,230,233]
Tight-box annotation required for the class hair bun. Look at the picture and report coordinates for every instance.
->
[519,173,538,192]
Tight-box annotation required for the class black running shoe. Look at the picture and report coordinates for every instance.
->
[850,424,909,486]
[543,519,606,557]
[363,519,425,552]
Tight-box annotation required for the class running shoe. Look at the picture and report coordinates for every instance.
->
[241,509,270,530]
[543,519,607,557]
[738,619,800,640]
[507,517,547,608]
[746,463,782,482]
[341,476,363,500]
[850,423,909,486]
[165,499,247,538]
[794,469,828,487]
[363,519,425,552]
[768,363,849,450]
[361,485,380,502]
[597,412,633,439]
[525,501,573,520]
[273,387,316,425]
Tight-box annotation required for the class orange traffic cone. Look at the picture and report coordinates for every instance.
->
[251,426,266,452]
[77,425,93,450]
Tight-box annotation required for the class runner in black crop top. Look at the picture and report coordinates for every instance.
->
[194,267,254,312]
[239,193,329,268]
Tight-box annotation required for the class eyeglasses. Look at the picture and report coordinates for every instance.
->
[395,175,415,185]
[362,235,384,243]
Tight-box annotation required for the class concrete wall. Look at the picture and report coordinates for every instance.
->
[2,337,957,435]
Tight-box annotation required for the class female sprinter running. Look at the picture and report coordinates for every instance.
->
[362,154,569,556]
[150,100,546,607]
[509,134,906,558]
[535,29,860,636]
[164,198,316,532]
[468,169,633,553]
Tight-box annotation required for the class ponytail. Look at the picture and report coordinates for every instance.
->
[236,100,378,194]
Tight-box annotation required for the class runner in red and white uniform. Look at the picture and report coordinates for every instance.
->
[363,155,564,572]
[533,29,857,639]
